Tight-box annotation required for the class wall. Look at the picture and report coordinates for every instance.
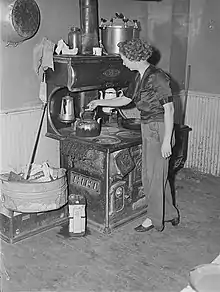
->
[0,0,162,112]
[0,0,152,172]
[187,0,220,94]
[0,106,60,173]
[1,0,80,111]
[146,0,172,71]
[1,0,219,175]
[184,91,220,176]
[0,0,81,172]
[169,0,190,91]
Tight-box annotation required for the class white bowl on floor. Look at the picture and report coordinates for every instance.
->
[189,263,220,292]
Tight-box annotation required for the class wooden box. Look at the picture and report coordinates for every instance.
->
[0,204,68,243]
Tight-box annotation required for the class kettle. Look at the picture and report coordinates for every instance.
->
[59,94,75,123]
[75,110,101,137]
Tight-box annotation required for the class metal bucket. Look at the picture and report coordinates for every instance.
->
[0,168,68,213]
[100,25,140,55]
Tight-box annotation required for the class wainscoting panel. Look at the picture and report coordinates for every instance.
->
[0,106,60,174]
[0,93,219,176]
[184,91,220,176]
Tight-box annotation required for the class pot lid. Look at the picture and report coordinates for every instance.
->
[2,0,41,45]
[100,14,139,28]
[12,0,40,39]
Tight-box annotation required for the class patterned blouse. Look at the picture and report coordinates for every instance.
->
[124,65,173,123]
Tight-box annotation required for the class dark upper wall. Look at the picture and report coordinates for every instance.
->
[187,0,220,94]
[146,0,172,71]
[169,0,190,92]
[149,0,220,95]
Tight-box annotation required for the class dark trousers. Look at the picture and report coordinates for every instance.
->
[141,122,178,229]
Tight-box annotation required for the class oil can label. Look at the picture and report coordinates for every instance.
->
[69,205,85,234]
[70,171,101,194]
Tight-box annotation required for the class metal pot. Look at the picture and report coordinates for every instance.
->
[100,13,140,55]
[75,110,101,137]
[100,24,140,55]
[58,94,75,124]
[1,0,41,45]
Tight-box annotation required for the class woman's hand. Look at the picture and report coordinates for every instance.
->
[86,100,100,111]
[161,140,172,159]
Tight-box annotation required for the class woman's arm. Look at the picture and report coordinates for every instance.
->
[161,102,174,159]
[87,93,132,111]
[154,71,174,158]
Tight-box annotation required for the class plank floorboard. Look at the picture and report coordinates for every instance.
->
[1,170,220,292]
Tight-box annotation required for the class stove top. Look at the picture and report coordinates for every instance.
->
[57,124,141,151]
[92,136,121,145]
[116,130,141,139]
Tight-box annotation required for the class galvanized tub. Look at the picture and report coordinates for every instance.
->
[0,168,68,213]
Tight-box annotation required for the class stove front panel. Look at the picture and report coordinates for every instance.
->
[61,138,147,233]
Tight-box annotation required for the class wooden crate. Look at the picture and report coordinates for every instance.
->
[0,204,68,243]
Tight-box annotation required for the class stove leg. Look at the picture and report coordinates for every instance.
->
[104,150,110,232]
[103,226,111,234]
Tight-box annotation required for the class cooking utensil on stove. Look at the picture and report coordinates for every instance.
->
[68,26,82,53]
[58,93,75,124]
[99,13,140,55]
[75,109,101,137]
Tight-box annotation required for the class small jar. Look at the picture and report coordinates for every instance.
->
[68,26,82,53]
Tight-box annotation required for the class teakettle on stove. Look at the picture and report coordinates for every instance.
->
[75,109,101,137]
[58,93,75,124]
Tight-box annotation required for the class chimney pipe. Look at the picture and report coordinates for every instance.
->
[79,0,99,55]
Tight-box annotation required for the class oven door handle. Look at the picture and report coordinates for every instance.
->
[67,64,76,91]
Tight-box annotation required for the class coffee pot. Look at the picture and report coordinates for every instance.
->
[58,93,75,123]
[99,88,116,114]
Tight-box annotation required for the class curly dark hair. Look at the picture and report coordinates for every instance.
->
[117,39,153,61]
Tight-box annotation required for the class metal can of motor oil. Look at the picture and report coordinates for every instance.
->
[68,193,86,237]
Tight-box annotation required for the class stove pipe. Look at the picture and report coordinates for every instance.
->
[79,0,99,55]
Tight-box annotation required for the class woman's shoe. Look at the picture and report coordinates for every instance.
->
[134,224,164,232]
[165,217,180,226]
[134,224,154,232]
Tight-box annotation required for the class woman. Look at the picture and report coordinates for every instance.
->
[87,38,179,232]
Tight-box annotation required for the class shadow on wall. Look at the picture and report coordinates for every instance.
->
[148,46,184,125]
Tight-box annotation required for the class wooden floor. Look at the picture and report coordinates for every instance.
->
[1,169,220,292]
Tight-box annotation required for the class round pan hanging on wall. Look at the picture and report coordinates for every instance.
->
[1,0,41,46]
